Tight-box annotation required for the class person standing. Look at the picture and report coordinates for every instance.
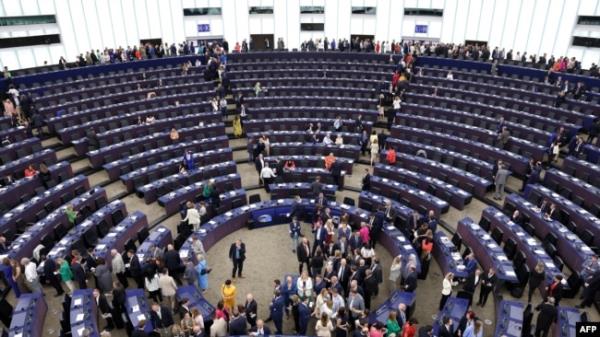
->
[229,239,246,279]
[534,297,557,337]
[297,237,312,275]
[493,164,511,200]
[57,257,75,295]
[528,261,546,303]
[289,217,302,253]
[477,268,496,307]
[183,201,201,231]
[269,290,285,334]
[439,273,457,310]
[110,249,128,288]
[221,279,237,312]
[195,255,210,292]
[245,293,258,328]
[158,269,178,311]
[21,258,42,293]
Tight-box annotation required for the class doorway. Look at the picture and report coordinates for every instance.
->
[250,34,274,51]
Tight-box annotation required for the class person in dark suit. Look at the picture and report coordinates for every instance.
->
[463,268,481,306]
[269,291,285,334]
[331,161,343,189]
[178,297,192,318]
[150,302,175,334]
[361,168,371,191]
[545,203,560,221]
[477,268,497,307]
[546,275,563,306]
[71,256,87,289]
[439,316,453,337]
[229,305,248,335]
[127,250,144,289]
[93,288,115,330]
[370,208,385,248]
[297,237,312,275]
[311,176,323,197]
[404,265,418,292]
[298,299,311,335]
[42,255,65,296]
[289,195,304,221]
[163,244,182,284]
[229,239,246,278]
[254,153,265,184]
[534,297,557,337]
[313,222,327,254]
[250,319,272,336]
[245,293,258,328]
[363,269,378,310]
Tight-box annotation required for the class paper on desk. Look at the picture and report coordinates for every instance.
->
[73,298,82,306]
[132,304,140,312]
[76,313,84,322]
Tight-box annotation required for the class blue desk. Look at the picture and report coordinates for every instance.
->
[374,162,472,209]
[395,112,547,162]
[0,137,41,163]
[380,225,421,273]
[8,292,47,337]
[0,174,89,235]
[93,211,148,262]
[368,290,416,325]
[357,191,414,229]
[269,182,337,200]
[555,306,581,337]
[543,168,600,215]
[0,160,72,212]
[136,225,173,264]
[244,94,377,111]
[385,137,494,178]
[370,175,449,217]
[0,148,57,179]
[583,144,600,164]
[457,217,519,284]
[432,231,468,279]
[157,173,242,215]
[391,125,528,175]
[247,130,362,148]
[504,194,596,272]
[104,141,231,182]
[70,289,99,337]
[125,289,154,333]
[482,207,559,288]
[494,300,524,337]
[270,142,360,161]
[244,116,373,135]
[47,199,126,260]
[562,155,600,186]
[432,297,470,336]
[176,285,216,320]
[264,155,354,175]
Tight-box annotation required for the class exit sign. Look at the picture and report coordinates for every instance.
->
[197,24,210,32]
[415,25,428,33]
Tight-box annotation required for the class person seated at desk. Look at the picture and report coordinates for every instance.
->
[568,135,584,156]
[65,204,78,226]
[283,160,296,172]
[422,210,438,231]
[386,146,397,165]
[335,134,344,145]
[24,164,38,178]
[183,150,195,171]
[254,82,263,97]
[496,126,510,149]
[0,174,14,186]
[543,203,559,221]
[511,209,524,225]
[361,168,371,191]
[572,81,586,100]
[324,152,336,171]
[323,132,333,145]
[38,163,52,188]
[232,115,243,138]
[169,128,180,142]
[145,115,156,124]
[333,116,344,132]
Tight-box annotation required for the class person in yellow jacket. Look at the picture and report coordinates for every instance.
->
[221,279,237,312]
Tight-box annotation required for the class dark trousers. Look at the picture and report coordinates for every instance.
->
[439,293,450,311]
[273,316,283,334]
[263,177,273,192]
[49,275,64,295]
[298,260,310,275]
[115,272,128,288]
[534,324,551,337]
[232,259,244,277]
[478,286,493,306]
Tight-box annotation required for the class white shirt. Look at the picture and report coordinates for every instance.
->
[260,166,276,178]
[446,74,454,80]
[335,137,344,145]
[323,137,333,145]
[442,278,453,295]
[297,277,313,297]
[25,262,38,282]
[393,99,401,109]
[184,208,201,225]
[192,239,205,255]
[145,273,160,292]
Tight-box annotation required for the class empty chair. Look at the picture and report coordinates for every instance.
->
[513,251,527,268]
[543,241,557,259]
[491,227,503,243]
[111,209,125,225]
[553,255,564,273]
[580,229,594,247]
[83,228,98,247]
[451,232,462,250]
[124,239,137,252]
[478,217,491,232]
[137,227,150,243]
[503,238,517,260]
[96,220,110,237]
[248,194,261,204]
[543,232,558,247]
[562,273,582,298]
[343,197,355,206]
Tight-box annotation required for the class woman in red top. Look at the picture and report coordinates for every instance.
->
[24,164,37,178]
[421,237,434,260]
[386,147,397,165]
[401,318,418,337]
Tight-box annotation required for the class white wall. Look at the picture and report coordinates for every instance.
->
[1,0,600,70]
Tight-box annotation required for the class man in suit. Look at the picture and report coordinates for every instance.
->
[269,290,285,334]
[254,153,265,185]
[71,256,87,289]
[93,288,115,330]
[362,168,371,191]
[245,293,258,328]
[313,222,327,254]
[371,258,383,294]
[126,250,144,289]
[315,192,326,209]
[369,209,384,248]
[397,303,407,327]
[349,231,362,252]
[42,255,65,296]
[298,299,311,335]
[463,268,481,305]
[363,269,378,310]
[534,297,557,337]
[477,267,497,307]
[229,239,246,278]
[163,244,182,284]
[289,195,304,221]
[250,319,272,336]
[336,258,350,293]
[150,302,175,335]
[493,163,511,200]
[311,176,323,197]
[404,265,418,292]
[439,316,453,337]
[331,160,343,189]
[229,305,249,335]
[178,298,192,318]
[423,210,438,231]
[296,237,311,275]
[0,235,8,253]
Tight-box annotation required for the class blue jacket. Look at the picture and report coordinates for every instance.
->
[298,303,311,334]
[270,295,285,320]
